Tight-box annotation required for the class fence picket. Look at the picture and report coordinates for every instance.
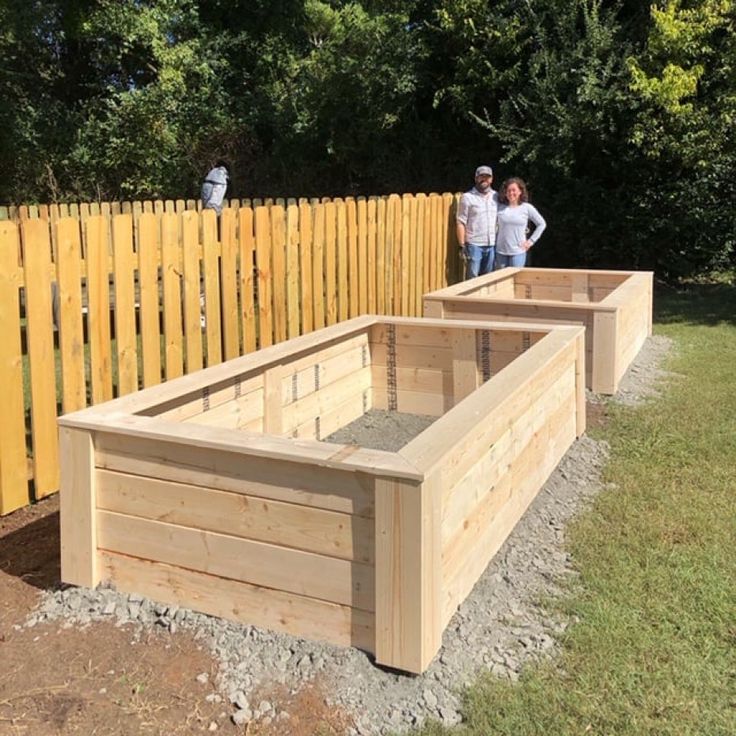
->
[271,205,287,344]
[324,202,338,326]
[286,203,300,339]
[366,198,377,314]
[311,203,325,330]
[299,202,314,334]
[161,212,184,379]
[336,199,348,322]
[86,216,114,403]
[138,213,162,387]
[347,199,359,318]
[112,215,138,395]
[220,208,239,361]
[181,210,203,373]
[238,207,257,353]
[254,206,273,348]
[23,219,60,497]
[0,222,28,513]
[56,218,86,414]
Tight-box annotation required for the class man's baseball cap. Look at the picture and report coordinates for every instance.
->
[475,165,493,177]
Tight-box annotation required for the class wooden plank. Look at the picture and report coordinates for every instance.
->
[0,222,28,513]
[254,206,273,348]
[271,205,287,344]
[282,367,372,432]
[324,202,338,326]
[376,197,386,314]
[311,202,325,330]
[55,218,86,414]
[375,475,441,673]
[367,198,377,313]
[220,208,240,361]
[238,207,257,353]
[202,210,223,366]
[286,203,300,338]
[181,210,203,374]
[289,389,368,441]
[336,199,349,321]
[137,213,162,387]
[263,364,284,434]
[96,433,376,517]
[389,194,402,315]
[112,215,138,395]
[101,552,374,650]
[299,202,314,333]
[97,510,375,610]
[591,311,618,393]
[571,272,589,302]
[452,329,478,403]
[442,394,576,624]
[575,330,587,436]
[357,198,368,315]
[60,427,97,586]
[97,469,374,563]
[86,216,114,404]
[161,212,184,379]
[400,195,412,316]
[416,193,427,316]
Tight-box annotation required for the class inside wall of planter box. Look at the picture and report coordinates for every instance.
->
[59,315,586,673]
[424,268,653,394]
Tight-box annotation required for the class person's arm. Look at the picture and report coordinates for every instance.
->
[523,204,547,249]
[456,195,469,249]
[456,221,466,249]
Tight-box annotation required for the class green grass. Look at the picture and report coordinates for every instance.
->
[412,278,736,736]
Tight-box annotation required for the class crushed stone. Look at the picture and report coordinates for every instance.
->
[30,335,672,735]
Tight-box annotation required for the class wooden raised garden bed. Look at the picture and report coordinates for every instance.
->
[60,315,585,674]
[424,268,653,394]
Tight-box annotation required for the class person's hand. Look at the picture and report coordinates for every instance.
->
[522,239,533,251]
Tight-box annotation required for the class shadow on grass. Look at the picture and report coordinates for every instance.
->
[0,511,60,592]
[655,279,736,327]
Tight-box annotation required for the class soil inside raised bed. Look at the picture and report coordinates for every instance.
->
[324,409,436,452]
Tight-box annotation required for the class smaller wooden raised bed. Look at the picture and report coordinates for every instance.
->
[60,315,585,674]
[424,268,653,394]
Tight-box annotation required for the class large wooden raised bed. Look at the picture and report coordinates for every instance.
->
[424,268,653,394]
[60,315,585,674]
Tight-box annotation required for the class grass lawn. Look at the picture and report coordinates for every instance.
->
[412,278,736,736]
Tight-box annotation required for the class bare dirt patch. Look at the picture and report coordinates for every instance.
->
[0,496,235,736]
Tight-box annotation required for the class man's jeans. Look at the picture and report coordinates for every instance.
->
[495,252,527,269]
[464,244,495,279]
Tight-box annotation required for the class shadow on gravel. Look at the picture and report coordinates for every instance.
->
[655,280,736,327]
[0,510,60,591]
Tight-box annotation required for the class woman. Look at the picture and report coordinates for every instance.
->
[495,178,546,269]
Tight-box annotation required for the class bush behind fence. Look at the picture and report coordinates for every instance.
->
[0,192,461,515]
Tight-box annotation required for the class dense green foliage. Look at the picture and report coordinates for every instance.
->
[1,0,734,277]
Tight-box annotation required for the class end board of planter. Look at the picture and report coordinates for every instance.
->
[59,315,585,674]
[423,268,653,394]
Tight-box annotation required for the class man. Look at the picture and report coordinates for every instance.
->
[201,160,229,215]
[456,165,499,279]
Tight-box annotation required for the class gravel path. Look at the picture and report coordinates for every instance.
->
[27,335,673,735]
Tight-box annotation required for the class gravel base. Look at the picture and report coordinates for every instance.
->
[28,336,672,735]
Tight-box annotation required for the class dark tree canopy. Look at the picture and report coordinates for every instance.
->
[1,0,734,277]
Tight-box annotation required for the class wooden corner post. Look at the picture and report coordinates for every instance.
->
[60,426,99,588]
[374,474,441,673]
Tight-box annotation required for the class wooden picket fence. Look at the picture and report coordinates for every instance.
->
[0,193,461,515]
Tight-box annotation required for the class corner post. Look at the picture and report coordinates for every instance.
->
[60,426,99,587]
[374,474,441,673]
[422,298,444,318]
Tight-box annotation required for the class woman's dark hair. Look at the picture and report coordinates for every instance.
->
[499,177,529,204]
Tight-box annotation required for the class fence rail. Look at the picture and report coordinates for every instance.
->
[0,193,461,514]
